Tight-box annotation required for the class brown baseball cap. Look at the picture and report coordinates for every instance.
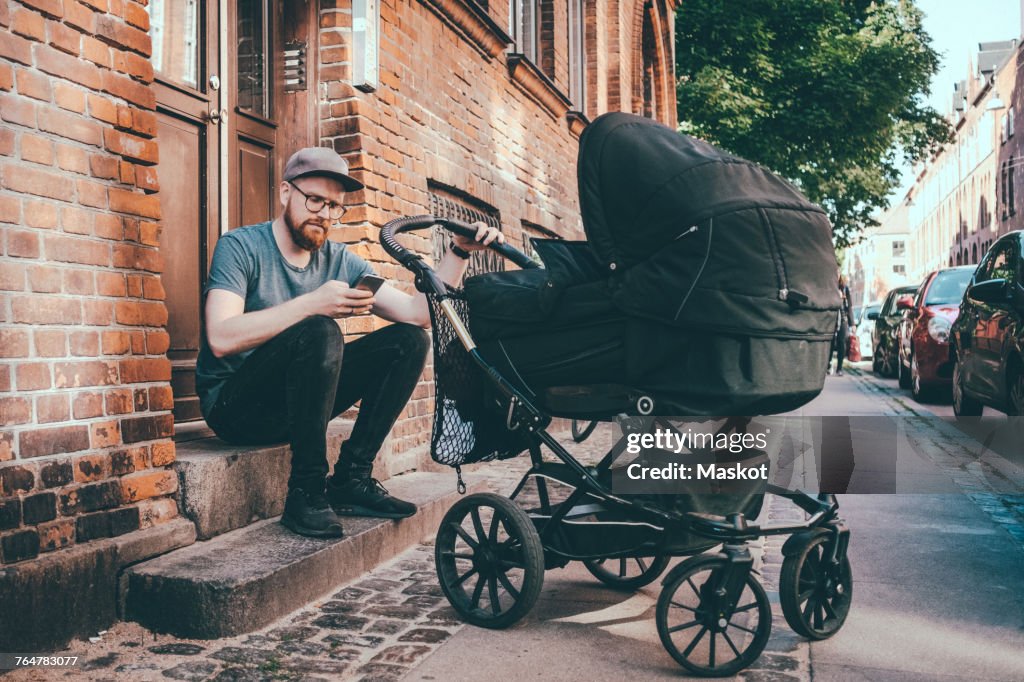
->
[282,147,364,192]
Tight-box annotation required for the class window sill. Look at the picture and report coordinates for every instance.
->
[566,110,589,138]
[419,0,511,58]
[507,53,572,120]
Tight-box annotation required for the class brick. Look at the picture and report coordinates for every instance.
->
[63,1,96,33]
[72,453,108,482]
[150,441,175,467]
[0,194,19,222]
[110,446,146,474]
[0,397,31,426]
[122,217,140,243]
[94,213,123,240]
[141,276,165,300]
[33,329,66,356]
[35,45,102,90]
[21,135,53,166]
[135,166,158,193]
[89,152,119,179]
[0,330,30,358]
[72,391,103,419]
[48,20,82,56]
[60,269,92,296]
[95,15,151,57]
[118,357,170,383]
[0,30,34,65]
[0,432,13,461]
[0,91,37,126]
[15,68,52,101]
[137,496,177,528]
[71,177,106,207]
[38,107,103,147]
[23,199,58,227]
[74,510,110,541]
[16,362,51,390]
[1,528,40,563]
[120,414,173,444]
[37,517,75,552]
[20,425,90,457]
[118,160,134,185]
[120,468,176,503]
[26,264,60,293]
[11,9,46,41]
[87,93,117,124]
[80,34,109,66]
[109,505,140,536]
[112,243,161,272]
[0,498,20,530]
[39,459,73,487]
[126,273,141,297]
[82,299,113,325]
[96,271,126,296]
[53,360,118,388]
[56,144,90,174]
[122,50,153,82]
[69,330,99,356]
[145,331,170,355]
[0,64,12,91]
[101,330,129,354]
[20,0,63,19]
[130,108,157,137]
[108,187,161,219]
[61,479,120,515]
[0,262,26,290]
[12,297,80,325]
[53,82,86,112]
[100,69,154,109]
[22,491,57,524]
[60,206,93,234]
[90,419,120,448]
[0,129,13,155]
[0,465,35,495]
[45,234,110,266]
[7,229,40,257]
[123,1,149,31]
[115,301,167,327]
[2,165,73,200]
[36,393,70,423]
[132,388,146,411]
[104,388,132,415]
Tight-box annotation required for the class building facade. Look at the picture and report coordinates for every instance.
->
[842,201,911,308]
[0,0,678,649]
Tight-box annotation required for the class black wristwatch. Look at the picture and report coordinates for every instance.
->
[449,240,471,260]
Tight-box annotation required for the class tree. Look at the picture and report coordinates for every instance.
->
[675,0,951,247]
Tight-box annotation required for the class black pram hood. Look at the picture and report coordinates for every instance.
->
[576,112,840,338]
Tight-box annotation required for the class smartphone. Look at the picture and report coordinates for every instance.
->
[355,274,386,294]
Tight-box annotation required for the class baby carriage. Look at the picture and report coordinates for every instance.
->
[379,112,851,677]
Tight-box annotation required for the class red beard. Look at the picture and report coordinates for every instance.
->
[284,204,328,251]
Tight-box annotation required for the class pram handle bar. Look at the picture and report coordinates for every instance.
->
[380,214,539,274]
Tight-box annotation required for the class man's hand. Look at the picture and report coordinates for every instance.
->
[451,221,505,252]
[304,281,375,318]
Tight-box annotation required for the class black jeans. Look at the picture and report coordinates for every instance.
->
[206,316,430,492]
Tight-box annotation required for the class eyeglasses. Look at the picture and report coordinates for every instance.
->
[288,181,347,221]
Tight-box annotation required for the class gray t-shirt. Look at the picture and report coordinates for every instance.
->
[195,221,375,418]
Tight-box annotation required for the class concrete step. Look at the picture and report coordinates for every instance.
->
[124,469,482,639]
[173,420,354,540]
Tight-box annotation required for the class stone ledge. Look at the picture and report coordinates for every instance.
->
[566,110,590,138]
[125,470,485,639]
[507,53,572,120]
[419,0,511,59]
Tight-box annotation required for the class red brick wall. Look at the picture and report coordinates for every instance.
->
[0,0,177,566]
[315,0,676,474]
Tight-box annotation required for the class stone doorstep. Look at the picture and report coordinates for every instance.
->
[0,517,196,653]
[174,420,361,540]
[124,470,484,640]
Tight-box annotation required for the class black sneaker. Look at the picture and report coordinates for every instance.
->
[281,488,345,538]
[327,477,417,519]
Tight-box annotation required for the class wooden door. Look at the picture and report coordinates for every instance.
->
[153,1,318,423]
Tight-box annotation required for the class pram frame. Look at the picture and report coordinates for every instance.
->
[381,215,851,677]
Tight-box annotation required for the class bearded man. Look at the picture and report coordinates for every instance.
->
[195,147,502,538]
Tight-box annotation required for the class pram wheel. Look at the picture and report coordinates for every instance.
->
[583,554,669,591]
[435,493,544,629]
[779,531,852,640]
[656,555,771,677]
[571,419,598,442]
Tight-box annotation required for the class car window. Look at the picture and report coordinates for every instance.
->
[975,242,1013,283]
[924,269,973,306]
[881,292,896,316]
[865,304,882,317]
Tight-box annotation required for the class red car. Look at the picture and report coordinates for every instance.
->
[896,266,975,401]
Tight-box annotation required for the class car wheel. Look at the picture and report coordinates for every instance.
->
[872,346,883,374]
[910,354,926,401]
[898,350,912,389]
[952,353,982,417]
[880,341,896,377]
[1008,364,1024,417]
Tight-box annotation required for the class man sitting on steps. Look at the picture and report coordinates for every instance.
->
[195,147,503,538]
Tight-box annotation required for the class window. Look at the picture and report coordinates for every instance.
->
[148,0,199,89]
[509,0,539,63]
[1010,107,1016,138]
[237,0,272,118]
[892,240,905,258]
[429,184,504,279]
[893,264,906,275]
[1003,114,1010,144]
[976,241,1015,283]
[1010,156,1017,217]
[567,0,585,109]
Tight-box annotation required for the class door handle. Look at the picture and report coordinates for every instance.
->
[207,108,227,124]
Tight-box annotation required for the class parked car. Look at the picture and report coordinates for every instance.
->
[871,285,918,377]
[950,231,1024,416]
[896,266,975,400]
[855,301,882,360]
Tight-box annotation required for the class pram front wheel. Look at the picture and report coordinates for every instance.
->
[583,554,669,591]
[779,531,852,640]
[435,493,544,629]
[656,555,771,677]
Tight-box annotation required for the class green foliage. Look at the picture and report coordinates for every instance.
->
[676,0,951,247]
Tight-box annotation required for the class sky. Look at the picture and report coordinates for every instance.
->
[890,0,1020,201]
